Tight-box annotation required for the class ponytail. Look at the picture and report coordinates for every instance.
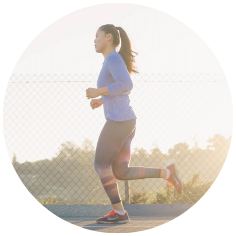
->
[99,24,139,75]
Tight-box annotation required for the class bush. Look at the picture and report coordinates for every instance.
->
[129,172,213,204]
[130,187,149,204]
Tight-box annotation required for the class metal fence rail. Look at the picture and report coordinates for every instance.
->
[4,73,232,205]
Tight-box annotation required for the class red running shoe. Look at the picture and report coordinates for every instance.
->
[96,209,130,224]
[166,163,183,194]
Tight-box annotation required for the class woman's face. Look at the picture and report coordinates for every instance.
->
[94,29,110,53]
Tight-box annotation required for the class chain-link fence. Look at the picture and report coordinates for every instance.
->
[3,73,232,205]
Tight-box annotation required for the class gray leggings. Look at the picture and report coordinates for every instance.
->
[94,118,161,204]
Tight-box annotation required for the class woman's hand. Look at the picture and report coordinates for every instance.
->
[86,88,100,99]
[90,98,103,110]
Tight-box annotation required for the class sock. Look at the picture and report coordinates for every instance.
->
[165,168,170,179]
[114,209,126,215]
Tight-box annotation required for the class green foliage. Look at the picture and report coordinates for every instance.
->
[36,196,63,205]
[87,199,95,204]
[129,172,213,204]
[130,188,149,204]
[12,134,230,205]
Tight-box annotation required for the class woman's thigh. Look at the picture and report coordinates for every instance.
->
[111,127,136,179]
[113,126,136,163]
[94,119,136,167]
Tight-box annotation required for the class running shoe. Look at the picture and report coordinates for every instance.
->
[96,209,130,224]
[166,163,183,194]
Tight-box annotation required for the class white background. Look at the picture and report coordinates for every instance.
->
[5,2,233,163]
[1,0,235,235]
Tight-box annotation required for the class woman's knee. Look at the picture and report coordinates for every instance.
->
[112,161,129,180]
[94,161,110,176]
[94,161,102,174]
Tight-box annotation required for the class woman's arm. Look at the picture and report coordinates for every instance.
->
[97,87,110,96]
[105,55,133,96]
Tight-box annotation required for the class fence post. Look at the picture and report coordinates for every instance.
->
[125,180,130,204]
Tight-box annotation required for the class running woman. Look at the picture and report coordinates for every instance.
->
[86,24,183,224]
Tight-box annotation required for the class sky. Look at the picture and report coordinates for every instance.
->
[3,3,232,163]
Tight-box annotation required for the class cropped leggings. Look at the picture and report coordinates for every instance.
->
[94,118,161,205]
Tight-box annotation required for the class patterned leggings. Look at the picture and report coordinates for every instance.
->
[94,118,161,204]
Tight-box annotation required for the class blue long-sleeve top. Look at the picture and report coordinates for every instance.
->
[97,51,137,122]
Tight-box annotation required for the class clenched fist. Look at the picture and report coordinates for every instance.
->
[90,98,103,110]
[86,88,100,99]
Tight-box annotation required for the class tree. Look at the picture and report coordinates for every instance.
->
[12,153,19,169]
[206,134,227,151]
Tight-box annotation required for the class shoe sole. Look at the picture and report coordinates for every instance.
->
[171,163,183,194]
[96,219,130,224]
[172,163,180,181]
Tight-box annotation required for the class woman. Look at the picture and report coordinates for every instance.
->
[86,24,183,224]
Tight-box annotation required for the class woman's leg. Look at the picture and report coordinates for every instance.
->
[111,127,167,180]
[94,118,137,207]
[109,126,168,211]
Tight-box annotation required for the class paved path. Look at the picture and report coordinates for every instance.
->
[45,204,192,233]
[62,216,175,233]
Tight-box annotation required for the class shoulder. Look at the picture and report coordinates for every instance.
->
[107,53,124,65]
